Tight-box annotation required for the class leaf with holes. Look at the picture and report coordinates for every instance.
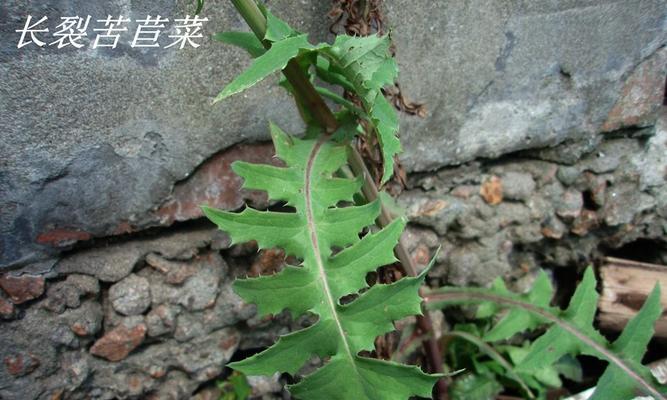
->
[202,124,438,400]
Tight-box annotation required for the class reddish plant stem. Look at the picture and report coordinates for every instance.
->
[229,0,447,398]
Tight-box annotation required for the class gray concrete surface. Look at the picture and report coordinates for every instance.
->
[1,0,665,273]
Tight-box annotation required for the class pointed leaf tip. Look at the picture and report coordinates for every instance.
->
[214,34,315,103]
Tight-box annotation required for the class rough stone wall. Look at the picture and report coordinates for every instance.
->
[2,116,666,398]
[0,226,293,399]
[1,0,665,271]
[0,0,666,398]
[401,113,667,288]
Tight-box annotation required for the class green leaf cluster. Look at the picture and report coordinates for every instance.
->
[217,371,252,400]
[427,268,667,400]
[444,323,582,399]
[213,7,401,184]
[203,124,438,399]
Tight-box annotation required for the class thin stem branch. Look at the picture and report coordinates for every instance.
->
[230,0,267,38]
[424,291,666,400]
[228,1,447,398]
[444,331,534,399]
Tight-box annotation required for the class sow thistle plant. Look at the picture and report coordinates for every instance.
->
[427,269,666,400]
[202,1,666,399]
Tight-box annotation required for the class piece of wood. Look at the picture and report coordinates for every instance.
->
[598,256,667,337]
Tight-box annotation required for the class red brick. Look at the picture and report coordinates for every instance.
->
[156,143,275,225]
[90,323,146,362]
[0,296,14,318]
[412,244,431,266]
[0,274,45,304]
[4,353,40,377]
[602,48,667,132]
[480,176,503,205]
[35,228,92,247]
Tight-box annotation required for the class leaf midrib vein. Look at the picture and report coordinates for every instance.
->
[304,136,359,371]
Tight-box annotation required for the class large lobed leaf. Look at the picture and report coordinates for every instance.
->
[589,284,664,400]
[480,270,555,342]
[214,9,401,184]
[202,124,438,400]
[518,269,607,371]
[320,34,400,184]
[425,267,667,400]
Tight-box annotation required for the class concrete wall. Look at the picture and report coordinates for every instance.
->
[1,0,665,272]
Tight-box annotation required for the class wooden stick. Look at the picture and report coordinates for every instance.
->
[598,256,667,337]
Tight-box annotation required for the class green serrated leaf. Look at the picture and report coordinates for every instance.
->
[450,373,503,400]
[264,8,299,42]
[426,267,667,400]
[370,93,401,184]
[519,268,607,371]
[315,56,356,93]
[213,11,401,183]
[214,35,322,103]
[505,346,562,388]
[213,31,265,57]
[290,356,436,399]
[447,331,535,398]
[484,270,554,341]
[326,34,400,183]
[203,206,304,255]
[590,284,665,400]
[330,34,395,87]
[203,123,438,400]
[340,272,424,351]
[326,218,403,297]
